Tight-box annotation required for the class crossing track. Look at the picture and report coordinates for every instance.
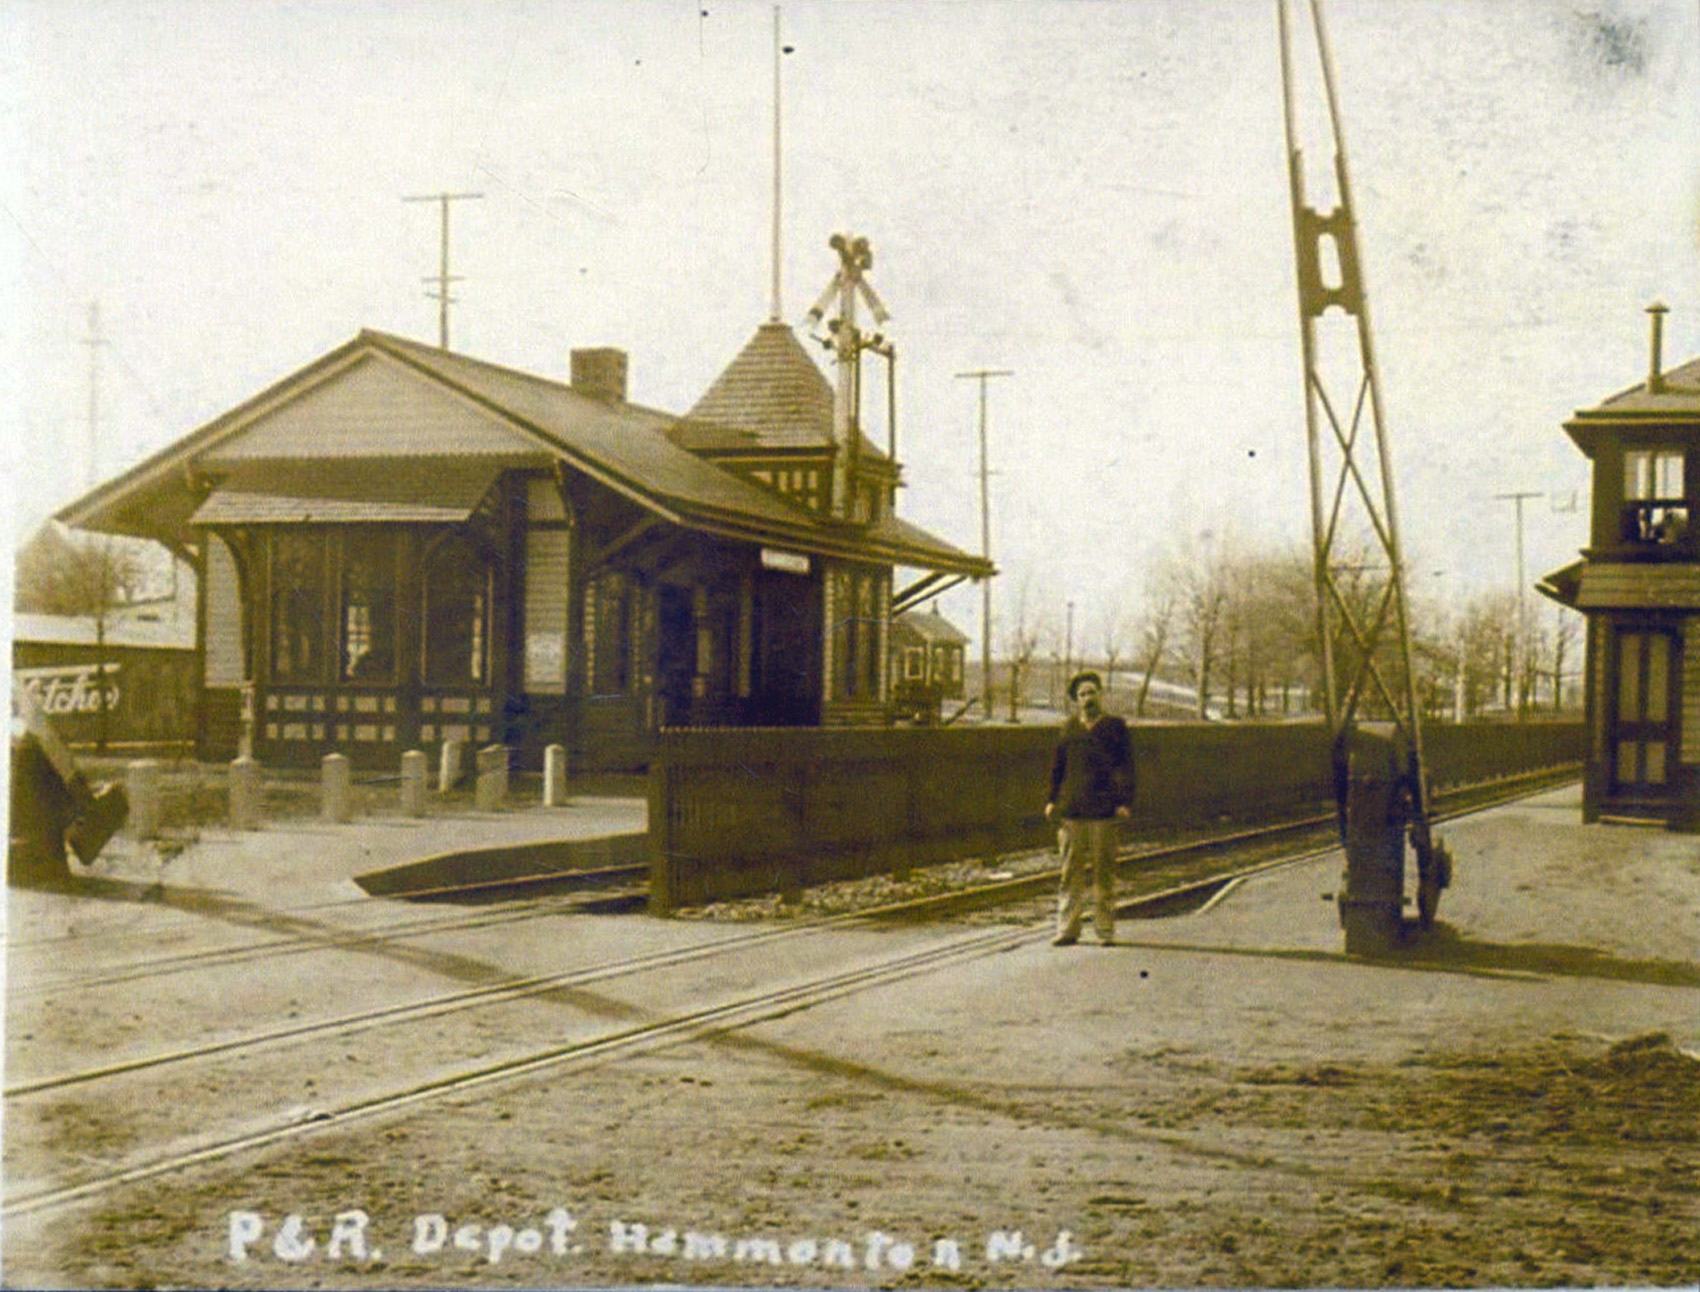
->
[2,771,1574,1221]
[4,867,645,1000]
[5,761,1574,1001]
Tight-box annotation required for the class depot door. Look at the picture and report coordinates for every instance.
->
[1609,626,1678,801]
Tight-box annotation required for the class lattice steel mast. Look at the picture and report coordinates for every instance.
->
[1278,0,1450,950]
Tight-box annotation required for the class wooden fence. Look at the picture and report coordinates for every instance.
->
[647,721,1583,911]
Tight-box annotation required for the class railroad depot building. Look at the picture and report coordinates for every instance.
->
[1541,304,1700,829]
[55,324,990,770]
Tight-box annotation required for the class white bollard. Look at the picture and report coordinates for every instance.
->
[321,753,352,824]
[400,749,428,818]
[229,756,263,830]
[475,745,509,813]
[126,759,161,840]
[543,744,569,807]
[438,739,465,793]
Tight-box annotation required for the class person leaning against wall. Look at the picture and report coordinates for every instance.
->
[1044,669,1137,946]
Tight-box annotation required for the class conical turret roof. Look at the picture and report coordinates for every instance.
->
[672,321,837,451]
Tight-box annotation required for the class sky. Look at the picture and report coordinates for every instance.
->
[4,0,1699,659]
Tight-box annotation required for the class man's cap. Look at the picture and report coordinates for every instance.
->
[1067,670,1103,699]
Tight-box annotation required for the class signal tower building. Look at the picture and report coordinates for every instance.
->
[1543,303,1700,829]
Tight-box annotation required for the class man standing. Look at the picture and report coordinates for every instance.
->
[1045,670,1136,946]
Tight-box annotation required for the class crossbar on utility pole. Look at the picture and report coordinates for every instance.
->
[955,368,1013,720]
[403,191,484,349]
[1494,489,1543,716]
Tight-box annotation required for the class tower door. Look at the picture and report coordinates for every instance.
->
[1609,626,1678,800]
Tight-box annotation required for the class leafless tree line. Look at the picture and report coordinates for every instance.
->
[1004,536,1582,723]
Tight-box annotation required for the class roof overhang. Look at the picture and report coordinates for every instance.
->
[189,458,509,526]
[1535,559,1584,609]
[1566,560,1700,610]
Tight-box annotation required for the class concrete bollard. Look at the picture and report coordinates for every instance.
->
[438,739,465,793]
[228,755,263,830]
[126,759,161,840]
[321,753,352,824]
[543,743,569,807]
[400,749,428,818]
[475,744,509,812]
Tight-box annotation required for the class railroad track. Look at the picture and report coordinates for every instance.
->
[3,770,1574,1219]
[7,764,1575,999]
[4,868,645,1000]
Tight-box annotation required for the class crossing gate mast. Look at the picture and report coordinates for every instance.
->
[1277,0,1453,955]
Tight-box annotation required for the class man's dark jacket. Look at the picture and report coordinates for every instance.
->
[1048,714,1137,819]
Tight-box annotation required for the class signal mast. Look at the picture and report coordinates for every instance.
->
[1278,0,1452,953]
[806,232,891,521]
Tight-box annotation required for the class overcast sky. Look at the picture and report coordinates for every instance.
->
[4,0,1698,655]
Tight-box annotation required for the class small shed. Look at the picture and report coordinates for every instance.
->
[889,607,969,723]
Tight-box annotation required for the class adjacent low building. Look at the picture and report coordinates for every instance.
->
[56,324,990,770]
[889,607,969,723]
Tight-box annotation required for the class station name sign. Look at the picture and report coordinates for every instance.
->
[759,548,811,575]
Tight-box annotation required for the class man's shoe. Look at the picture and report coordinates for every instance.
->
[1051,932,1079,947]
[1097,931,1116,946]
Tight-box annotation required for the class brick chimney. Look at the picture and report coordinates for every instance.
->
[571,348,628,402]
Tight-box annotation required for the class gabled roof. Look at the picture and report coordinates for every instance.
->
[55,329,988,578]
[894,608,969,645]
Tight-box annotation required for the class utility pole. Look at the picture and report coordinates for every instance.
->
[770,4,784,323]
[955,368,1012,720]
[402,191,484,349]
[1494,490,1542,717]
[1065,599,1075,685]
[81,300,107,489]
[81,299,113,749]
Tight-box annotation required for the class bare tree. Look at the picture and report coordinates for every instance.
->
[1550,605,1581,713]
[1004,576,1046,723]
[1458,590,1517,718]
[1175,543,1229,720]
[15,523,144,750]
[1133,575,1177,719]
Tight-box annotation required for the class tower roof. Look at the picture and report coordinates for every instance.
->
[672,322,837,452]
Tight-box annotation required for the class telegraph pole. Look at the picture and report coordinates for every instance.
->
[1495,489,1543,716]
[770,4,784,322]
[403,191,484,348]
[1064,599,1075,686]
[81,301,107,488]
[955,368,1012,720]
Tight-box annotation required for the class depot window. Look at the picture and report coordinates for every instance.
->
[270,532,327,683]
[340,531,398,681]
[423,535,492,686]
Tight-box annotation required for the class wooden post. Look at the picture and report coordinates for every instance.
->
[543,743,568,807]
[400,749,427,817]
[475,744,508,812]
[321,753,352,824]
[126,759,161,840]
[229,755,262,830]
